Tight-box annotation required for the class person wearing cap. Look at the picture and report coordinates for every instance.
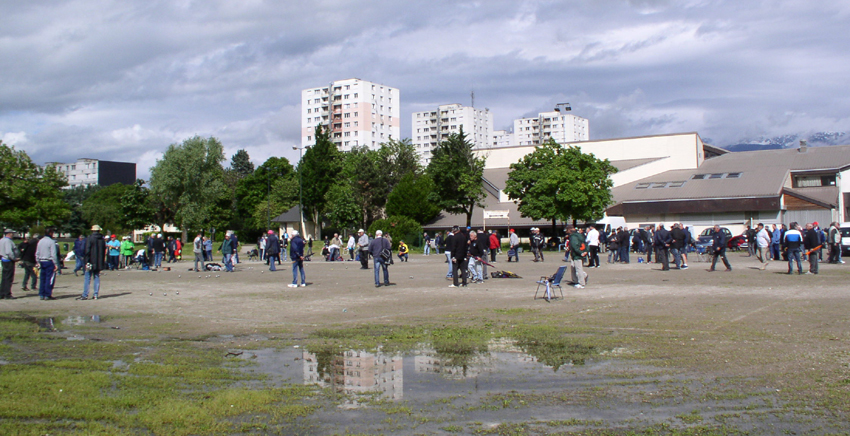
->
[357,229,370,270]
[531,227,545,262]
[0,229,20,299]
[508,229,519,262]
[18,234,39,291]
[567,226,588,289]
[397,240,409,262]
[35,228,58,300]
[265,230,280,271]
[288,230,306,287]
[152,233,165,269]
[346,233,356,261]
[107,234,121,271]
[80,225,106,300]
[193,232,205,272]
[449,226,468,287]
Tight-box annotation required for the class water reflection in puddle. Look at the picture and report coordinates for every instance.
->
[242,338,602,409]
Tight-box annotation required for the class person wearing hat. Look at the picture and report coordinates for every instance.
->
[152,233,165,269]
[0,229,21,299]
[219,233,235,272]
[508,229,520,262]
[106,234,121,271]
[79,225,106,300]
[567,226,588,289]
[265,230,280,271]
[35,228,58,300]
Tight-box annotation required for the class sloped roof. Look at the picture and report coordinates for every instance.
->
[783,187,839,208]
[271,206,302,223]
[612,144,850,204]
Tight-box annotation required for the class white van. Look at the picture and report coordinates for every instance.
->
[593,216,627,234]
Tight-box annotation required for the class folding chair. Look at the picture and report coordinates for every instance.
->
[535,265,567,302]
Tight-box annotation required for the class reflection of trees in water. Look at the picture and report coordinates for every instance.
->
[311,345,338,382]
[514,338,595,371]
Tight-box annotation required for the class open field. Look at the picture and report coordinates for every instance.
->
[2,251,849,435]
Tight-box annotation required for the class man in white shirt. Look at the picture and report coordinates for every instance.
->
[585,225,600,268]
[36,228,58,300]
[755,223,771,270]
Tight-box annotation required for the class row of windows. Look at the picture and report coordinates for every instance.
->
[635,181,686,189]
[691,172,742,180]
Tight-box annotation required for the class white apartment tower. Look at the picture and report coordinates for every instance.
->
[301,78,400,152]
[513,110,589,146]
[411,103,493,163]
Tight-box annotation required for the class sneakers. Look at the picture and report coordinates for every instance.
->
[75,296,88,300]
[300,284,306,287]
[448,284,457,288]
[681,264,688,270]
[574,284,584,289]
[287,284,297,288]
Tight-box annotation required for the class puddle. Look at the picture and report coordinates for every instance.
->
[37,315,103,332]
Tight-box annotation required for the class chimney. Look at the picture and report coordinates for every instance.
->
[798,139,807,153]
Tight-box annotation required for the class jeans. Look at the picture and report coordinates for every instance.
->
[808,248,819,274]
[618,246,630,263]
[83,270,100,298]
[770,243,781,260]
[109,254,119,270]
[329,248,340,261]
[671,247,683,268]
[468,257,482,281]
[424,244,430,255]
[268,254,278,270]
[223,254,233,272]
[445,251,453,277]
[38,261,56,298]
[154,252,163,268]
[74,256,85,274]
[21,261,38,289]
[398,253,408,262]
[373,258,389,285]
[292,259,305,285]
[194,252,205,271]
[787,248,802,273]
[710,249,731,271]
[0,261,14,298]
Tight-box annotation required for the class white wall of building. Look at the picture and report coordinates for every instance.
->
[48,158,100,188]
[301,78,400,152]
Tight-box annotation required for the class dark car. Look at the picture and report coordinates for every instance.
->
[696,227,732,249]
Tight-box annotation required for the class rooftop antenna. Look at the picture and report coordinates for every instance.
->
[471,90,475,108]
[554,102,571,112]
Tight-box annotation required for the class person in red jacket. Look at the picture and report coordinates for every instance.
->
[488,231,500,262]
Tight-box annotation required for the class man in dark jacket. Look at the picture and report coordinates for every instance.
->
[219,233,235,272]
[72,235,85,275]
[654,224,672,271]
[18,235,39,291]
[449,227,468,288]
[709,225,732,272]
[265,230,280,271]
[368,230,391,288]
[617,227,630,263]
[152,234,165,269]
[288,230,306,287]
[670,224,687,269]
[803,223,820,274]
[79,225,106,300]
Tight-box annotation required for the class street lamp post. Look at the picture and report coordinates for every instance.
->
[293,145,308,235]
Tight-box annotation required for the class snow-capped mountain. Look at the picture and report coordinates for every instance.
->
[709,132,848,152]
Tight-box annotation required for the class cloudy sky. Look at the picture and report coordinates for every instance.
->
[2,0,849,179]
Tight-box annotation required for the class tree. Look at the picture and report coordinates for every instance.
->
[367,216,422,249]
[323,184,361,231]
[120,179,171,231]
[0,142,70,229]
[385,173,440,224]
[504,139,618,230]
[230,149,254,179]
[81,183,133,234]
[425,127,487,227]
[61,185,102,236]
[235,156,298,234]
[148,136,227,240]
[299,125,342,238]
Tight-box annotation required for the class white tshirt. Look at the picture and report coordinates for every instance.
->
[586,228,600,246]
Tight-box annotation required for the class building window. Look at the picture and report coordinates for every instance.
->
[794,174,836,188]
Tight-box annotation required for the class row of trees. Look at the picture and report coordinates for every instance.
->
[1,128,618,242]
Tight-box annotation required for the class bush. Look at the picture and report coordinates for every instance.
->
[368,216,422,249]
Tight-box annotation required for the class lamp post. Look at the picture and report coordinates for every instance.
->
[293,145,309,235]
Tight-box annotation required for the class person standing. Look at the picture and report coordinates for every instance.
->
[489,231,500,263]
[585,225,600,268]
[266,230,280,271]
[329,233,342,262]
[107,235,121,270]
[567,226,588,289]
[448,227,468,288]
[219,233,235,272]
[444,228,455,279]
[617,227,630,264]
[203,236,212,261]
[803,223,820,274]
[18,235,38,291]
[36,228,58,300]
[530,228,544,262]
[152,233,165,268]
[670,224,686,269]
[368,230,391,288]
[72,234,86,275]
[423,232,431,256]
[346,233,356,261]
[655,224,672,271]
[467,230,484,283]
[508,229,519,262]
[642,226,654,263]
[286,230,306,287]
[193,233,205,272]
[770,224,783,261]
[357,229,370,270]
[231,233,240,264]
[784,222,804,274]
[0,229,20,299]
[79,225,106,300]
[827,222,844,264]
[708,225,732,272]
[755,223,771,270]
[120,236,135,269]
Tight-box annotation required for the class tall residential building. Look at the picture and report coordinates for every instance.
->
[46,158,136,188]
[411,103,493,163]
[301,78,400,152]
[513,110,589,146]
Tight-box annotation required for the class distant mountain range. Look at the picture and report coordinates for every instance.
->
[706,132,848,152]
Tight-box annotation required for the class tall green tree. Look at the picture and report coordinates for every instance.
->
[425,127,487,227]
[148,136,227,240]
[385,173,440,224]
[504,139,618,229]
[323,183,361,231]
[0,142,70,229]
[230,149,254,179]
[299,125,342,238]
[81,183,133,234]
[61,184,101,236]
[235,156,298,234]
[120,179,172,231]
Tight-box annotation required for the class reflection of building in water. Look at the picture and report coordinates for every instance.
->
[302,349,402,403]
[414,338,556,378]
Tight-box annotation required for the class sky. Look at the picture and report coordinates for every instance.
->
[2,0,850,179]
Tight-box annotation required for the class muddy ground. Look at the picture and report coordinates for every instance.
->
[3,250,850,434]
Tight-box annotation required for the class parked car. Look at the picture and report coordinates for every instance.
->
[695,227,732,249]
[841,224,850,255]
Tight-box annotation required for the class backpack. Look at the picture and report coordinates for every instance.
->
[379,238,392,262]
